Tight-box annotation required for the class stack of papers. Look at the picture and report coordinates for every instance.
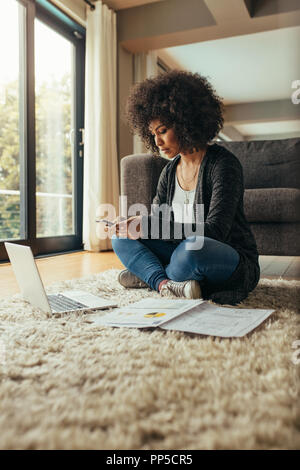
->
[90,298,275,338]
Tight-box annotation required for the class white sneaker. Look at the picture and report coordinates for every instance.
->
[160,280,202,299]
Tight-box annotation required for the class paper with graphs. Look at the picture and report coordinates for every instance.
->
[91,298,274,337]
[91,298,204,328]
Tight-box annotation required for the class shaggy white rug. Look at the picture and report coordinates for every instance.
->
[0,269,299,450]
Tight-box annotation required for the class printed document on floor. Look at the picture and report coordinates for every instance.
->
[90,298,275,337]
[159,301,274,337]
[91,298,204,328]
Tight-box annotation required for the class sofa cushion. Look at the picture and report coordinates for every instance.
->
[250,223,300,256]
[244,188,300,222]
[217,138,300,189]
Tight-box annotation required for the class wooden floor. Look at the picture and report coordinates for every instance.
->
[0,250,299,298]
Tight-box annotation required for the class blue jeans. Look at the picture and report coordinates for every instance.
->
[112,235,240,292]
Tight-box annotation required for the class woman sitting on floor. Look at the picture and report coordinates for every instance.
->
[105,70,260,305]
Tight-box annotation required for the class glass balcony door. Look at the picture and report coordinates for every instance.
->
[0,0,26,242]
[0,0,85,261]
[35,18,75,238]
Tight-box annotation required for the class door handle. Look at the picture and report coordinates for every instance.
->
[79,128,84,158]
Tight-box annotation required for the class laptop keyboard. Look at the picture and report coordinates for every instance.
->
[47,294,87,312]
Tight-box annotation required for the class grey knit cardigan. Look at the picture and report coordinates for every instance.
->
[141,143,260,305]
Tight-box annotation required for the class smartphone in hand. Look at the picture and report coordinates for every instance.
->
[95,219,114,226]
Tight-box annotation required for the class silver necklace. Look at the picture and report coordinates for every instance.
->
[179,163,200,205]
[183,189,193,206]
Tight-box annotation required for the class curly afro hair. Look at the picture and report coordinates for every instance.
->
[125,69,224,154]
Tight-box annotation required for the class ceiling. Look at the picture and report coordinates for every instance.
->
[235,120,300,137]
[56,0,300,140]
[108,0,300,140]
[101,0,163,9]
[159,26,300,105]
[155,17,300,140]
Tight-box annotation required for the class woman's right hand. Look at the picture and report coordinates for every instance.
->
[103,215,126,232]
[105,216,142,240]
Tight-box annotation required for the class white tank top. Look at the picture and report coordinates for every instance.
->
[171,175,196,223]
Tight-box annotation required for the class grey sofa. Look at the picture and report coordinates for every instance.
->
[121,138,300,256]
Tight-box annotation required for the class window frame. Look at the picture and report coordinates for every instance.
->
[0,0,85,261]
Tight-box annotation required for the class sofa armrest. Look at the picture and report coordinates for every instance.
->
[120,153,168,216]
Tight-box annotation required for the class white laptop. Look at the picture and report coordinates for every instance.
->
[5,242,118,314]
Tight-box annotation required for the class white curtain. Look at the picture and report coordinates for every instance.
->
[83,1,119,251]
[133,51,158,154]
